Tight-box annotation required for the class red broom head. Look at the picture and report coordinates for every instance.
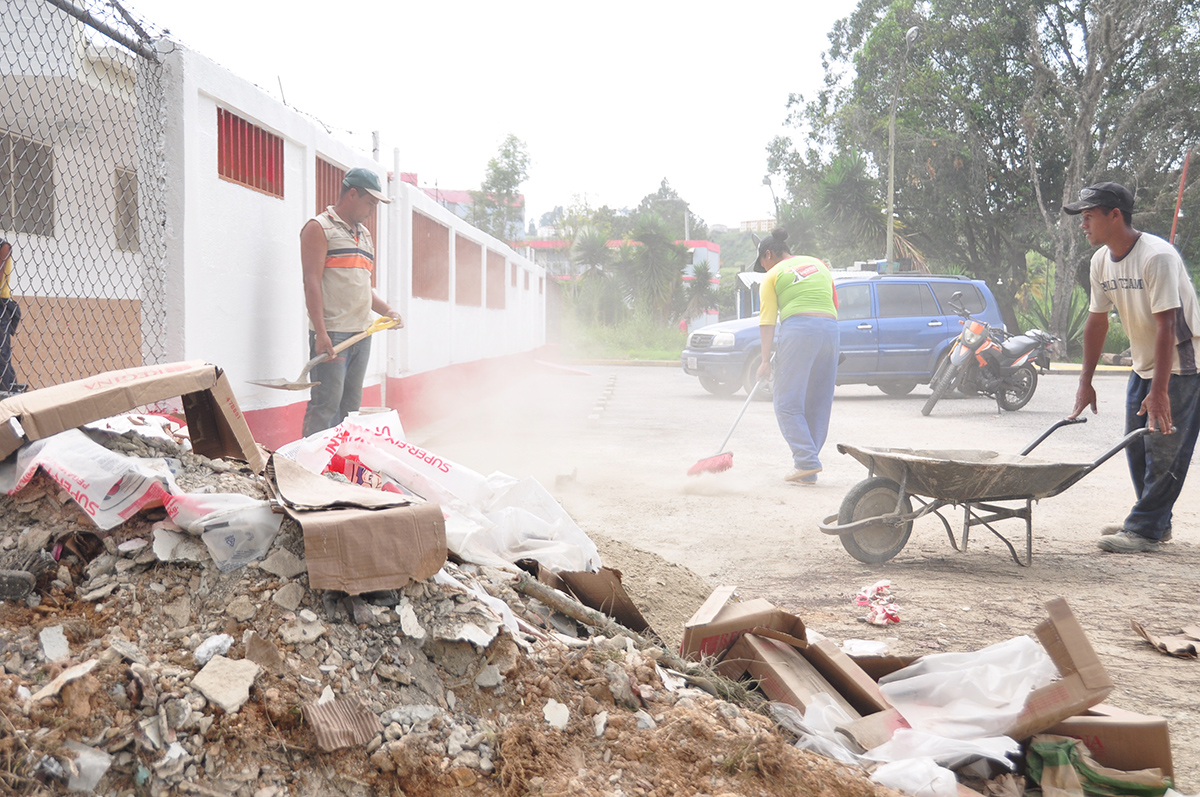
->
[687,451,733,476]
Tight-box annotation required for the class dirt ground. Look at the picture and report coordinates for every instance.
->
[412,361,1200,791]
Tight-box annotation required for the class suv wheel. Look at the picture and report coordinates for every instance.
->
[743,354,772,400]
[699,375,740,397]
[878,381,917,396]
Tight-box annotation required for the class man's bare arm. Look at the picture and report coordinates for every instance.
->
[1070,311,1108,418]
[1139,309,1176,433]
[300,221,334,359]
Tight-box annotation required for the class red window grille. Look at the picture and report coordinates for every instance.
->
[524,272,530,290]
[486,250,505,309]
[412,211,449,301]
[455,235,482,307]
[217,108,283,198]
[510,263,517,287]
[316,157,378,286]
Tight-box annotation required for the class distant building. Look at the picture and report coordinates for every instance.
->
[739,219,776,233]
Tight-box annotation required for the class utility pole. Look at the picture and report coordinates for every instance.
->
[886,26,920,271]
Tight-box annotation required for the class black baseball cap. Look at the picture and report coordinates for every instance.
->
[1063,181,1134,216]
[343,167,391,203]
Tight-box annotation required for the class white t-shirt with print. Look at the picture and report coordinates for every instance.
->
[1088,231,1200,379]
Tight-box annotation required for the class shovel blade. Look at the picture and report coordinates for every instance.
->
[247,379,320,391]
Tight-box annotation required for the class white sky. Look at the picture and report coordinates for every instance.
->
[125,0,859,231]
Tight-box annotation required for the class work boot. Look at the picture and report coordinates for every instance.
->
[785,467,821,484]
[1101,524,1171,542]
[1097,530,1160,553]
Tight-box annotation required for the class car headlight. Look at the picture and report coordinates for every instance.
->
[710,332,736,348]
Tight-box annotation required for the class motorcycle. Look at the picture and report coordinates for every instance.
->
[921,291,1057,416]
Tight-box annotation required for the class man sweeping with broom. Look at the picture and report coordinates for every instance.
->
[753,229,840,485]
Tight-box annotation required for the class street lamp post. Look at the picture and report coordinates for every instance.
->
[763,175,780,218]
[886,25,920,271]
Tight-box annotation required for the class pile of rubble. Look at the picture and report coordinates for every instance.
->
[0,427,894,797]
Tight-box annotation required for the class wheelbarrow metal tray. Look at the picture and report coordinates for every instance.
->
[835,443,1092,503]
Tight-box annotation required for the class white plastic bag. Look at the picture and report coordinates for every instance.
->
[768,699,862,765]
[863,728,1019,769]
[879,635,1057,739]
[194,502,283,572]
[870,757,958,797]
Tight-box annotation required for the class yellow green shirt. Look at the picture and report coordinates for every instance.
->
[758,256,837,325]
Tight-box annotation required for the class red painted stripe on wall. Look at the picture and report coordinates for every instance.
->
[242,349,552,451]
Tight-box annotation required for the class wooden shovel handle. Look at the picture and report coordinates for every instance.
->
[297,316,401,381]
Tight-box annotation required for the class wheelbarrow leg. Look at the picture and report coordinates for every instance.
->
[961,500,1034,566]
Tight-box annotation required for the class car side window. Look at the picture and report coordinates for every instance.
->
[837,284,872,320]
[930,283,985,314]
[876,283,938,318]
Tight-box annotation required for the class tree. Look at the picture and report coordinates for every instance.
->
[470,134,530,242]
[632,179,709,241]
[682,263,719,322]
[771,0,1200,340]
[621,215,688,322]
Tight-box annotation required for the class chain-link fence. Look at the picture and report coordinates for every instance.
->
[1,0,167,392]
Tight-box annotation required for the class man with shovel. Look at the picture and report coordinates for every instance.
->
[302,167,402,436]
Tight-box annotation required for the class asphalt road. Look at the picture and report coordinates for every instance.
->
[414,362,1199,787]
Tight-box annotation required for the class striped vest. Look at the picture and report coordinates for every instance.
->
[311,207,373,333]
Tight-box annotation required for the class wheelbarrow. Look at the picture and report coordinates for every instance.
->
[818,418,1153,566]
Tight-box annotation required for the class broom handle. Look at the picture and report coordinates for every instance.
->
[714,378,763,454]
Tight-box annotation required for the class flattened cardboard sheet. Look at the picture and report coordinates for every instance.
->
[301,695,382,751]
[290,503,446,595]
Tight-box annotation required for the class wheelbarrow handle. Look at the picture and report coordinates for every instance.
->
[1046,425,1168,498]
[1019,416,1087,456]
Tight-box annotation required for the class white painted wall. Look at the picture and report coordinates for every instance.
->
[162,44,544,412]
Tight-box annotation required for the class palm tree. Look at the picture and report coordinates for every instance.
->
[682,263,718,323]
[629,215,687,322]
[815,152,926,269]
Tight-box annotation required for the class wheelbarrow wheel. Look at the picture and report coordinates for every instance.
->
[837,477,914,564]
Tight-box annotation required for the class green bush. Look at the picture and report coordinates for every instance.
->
[560,313,687,361]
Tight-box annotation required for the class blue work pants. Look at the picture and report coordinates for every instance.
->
[772,315,840,473]
[1123,372,1200,539]
[302,330,372,437]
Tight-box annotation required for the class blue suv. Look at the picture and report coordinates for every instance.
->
[680,273,1005,398]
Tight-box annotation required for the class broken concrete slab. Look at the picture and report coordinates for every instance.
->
[31,659,98,701]
[259,549,306,580]
[271,581,304,612]
[38,624,69,662]
[191,655,261,714]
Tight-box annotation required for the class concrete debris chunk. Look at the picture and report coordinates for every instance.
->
[244,631,285,676]
[279,616,326,645]
[191,655,261,714]
[31,659,98,702]
[194,633,234,666]
[260,549,307,579]
[474,664,503,689]
[543,698,569,730]
[38,624,70,662]
[398,600,426,642]
[272,581,305,612]
[152,528,209,563]
[226,594,257,622]
[63,740,112,792]
[106,637,150,666]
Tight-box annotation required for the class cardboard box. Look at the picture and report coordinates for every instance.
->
[537,565,651,634]
[837,597,1112,751]
[0,360,266,471]
[716,633,860,719]
[802,637,892,716]
[680,585,806,661]
[1047,703,1173,778]
[271,454,447,595]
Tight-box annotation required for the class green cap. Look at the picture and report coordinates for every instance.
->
[343,167,390,203]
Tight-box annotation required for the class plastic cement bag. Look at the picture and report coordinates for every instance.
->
[879,635,1058,739]
[165,493,282,572]
[870,757,959,797]
[769,698,862,765]
[863,728,1020,770]
[0,429,178,531]
[284,422,601,572]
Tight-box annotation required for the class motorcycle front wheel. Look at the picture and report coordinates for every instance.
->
[921,358,959,416]
[997,363,1038,411]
